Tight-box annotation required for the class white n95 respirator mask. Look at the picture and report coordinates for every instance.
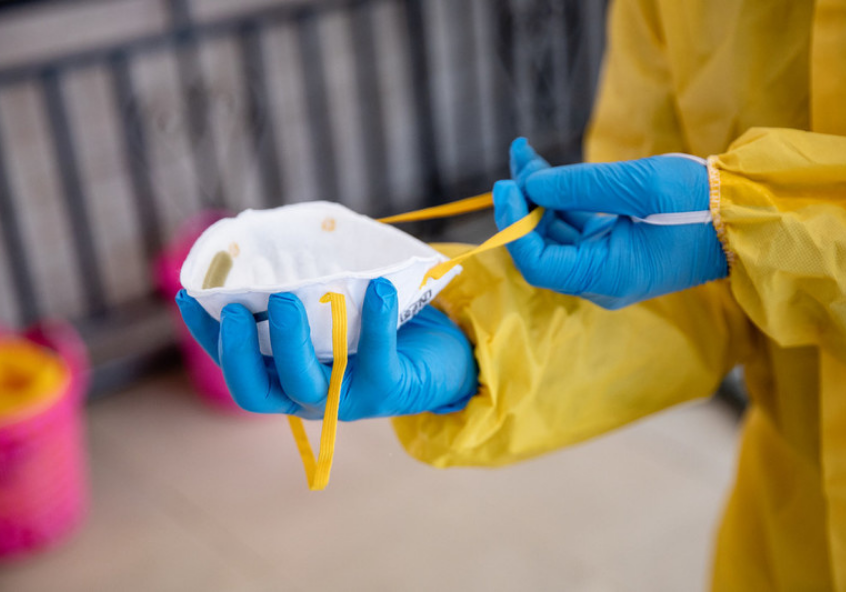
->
[180,201,463,362]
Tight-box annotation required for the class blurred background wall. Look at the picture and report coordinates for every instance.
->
[0,6,750,591]
[0,0,607,395]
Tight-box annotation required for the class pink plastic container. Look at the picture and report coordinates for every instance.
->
[0,322,90,560]
[154,211,248,415]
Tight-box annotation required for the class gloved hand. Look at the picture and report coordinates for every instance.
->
[493,138,728,309]
[176,278,477,420]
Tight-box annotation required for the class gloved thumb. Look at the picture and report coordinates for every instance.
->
[357,278,400,377]
[176,290,221,365]
[510,137,550,190]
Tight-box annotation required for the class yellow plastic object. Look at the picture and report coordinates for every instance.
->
[0,339,68,421]
[392,0,846,589]
[287,293,347,491]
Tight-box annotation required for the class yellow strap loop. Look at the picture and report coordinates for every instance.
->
[287,292,347,491]
[418,206,545,287]
[378,191,545,287]
[377,192,494,223]
[201,250,347,491]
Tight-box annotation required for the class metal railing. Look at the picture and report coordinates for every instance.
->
[0,0,607,393]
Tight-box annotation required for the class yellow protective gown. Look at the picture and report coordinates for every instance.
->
[392,0,846,589]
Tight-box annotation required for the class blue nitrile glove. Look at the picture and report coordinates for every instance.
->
[493,138,727,309]
[175,278,477,420]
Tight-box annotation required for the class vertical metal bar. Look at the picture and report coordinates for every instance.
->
[563,0,583,136]
[402,0,442,207]
[492,0,517,171]
[169,0,225,209]
[349,0,388,215]
[238,21,284,207]
[584,0,608,97]
[448,0,484,192]
[0,118,40,325]
[167,0,191,29]
[529,5,557,153]
[109,50,162,260]
[565,0,608,162]
[296,9,340,203]
[552,1,572,157]
[41,68,108,317]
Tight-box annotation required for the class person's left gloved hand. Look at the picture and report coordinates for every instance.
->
[494,138,728,309]
[176,278,477,420]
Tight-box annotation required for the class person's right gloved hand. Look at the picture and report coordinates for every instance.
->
[493,138,728,309]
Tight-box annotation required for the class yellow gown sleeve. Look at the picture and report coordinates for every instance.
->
[710,127,846,358]
[392,245,753,468]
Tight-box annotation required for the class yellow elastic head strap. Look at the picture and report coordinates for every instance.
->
[378,192,545,287]
[203,255,346,492]
[286,293,346,491]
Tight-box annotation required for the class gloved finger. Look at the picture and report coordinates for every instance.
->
[533,208,556,238]
[176,290,220,364]
[545,217,581,245]
[558,210,594,232]
[267,293,329,408]
[400,305,468,351]
[510,137,550,189]
[357,278,400,378]
[402,304,453,331]
[525,160,651,217]
[493,180,526,228]
[493,180,551,281]
[219,303,301,414]
[494,181,599,293]
[581,213,618,242]
[550,211,618,244]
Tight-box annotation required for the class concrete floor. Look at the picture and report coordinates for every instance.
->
[0,370,741,592]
